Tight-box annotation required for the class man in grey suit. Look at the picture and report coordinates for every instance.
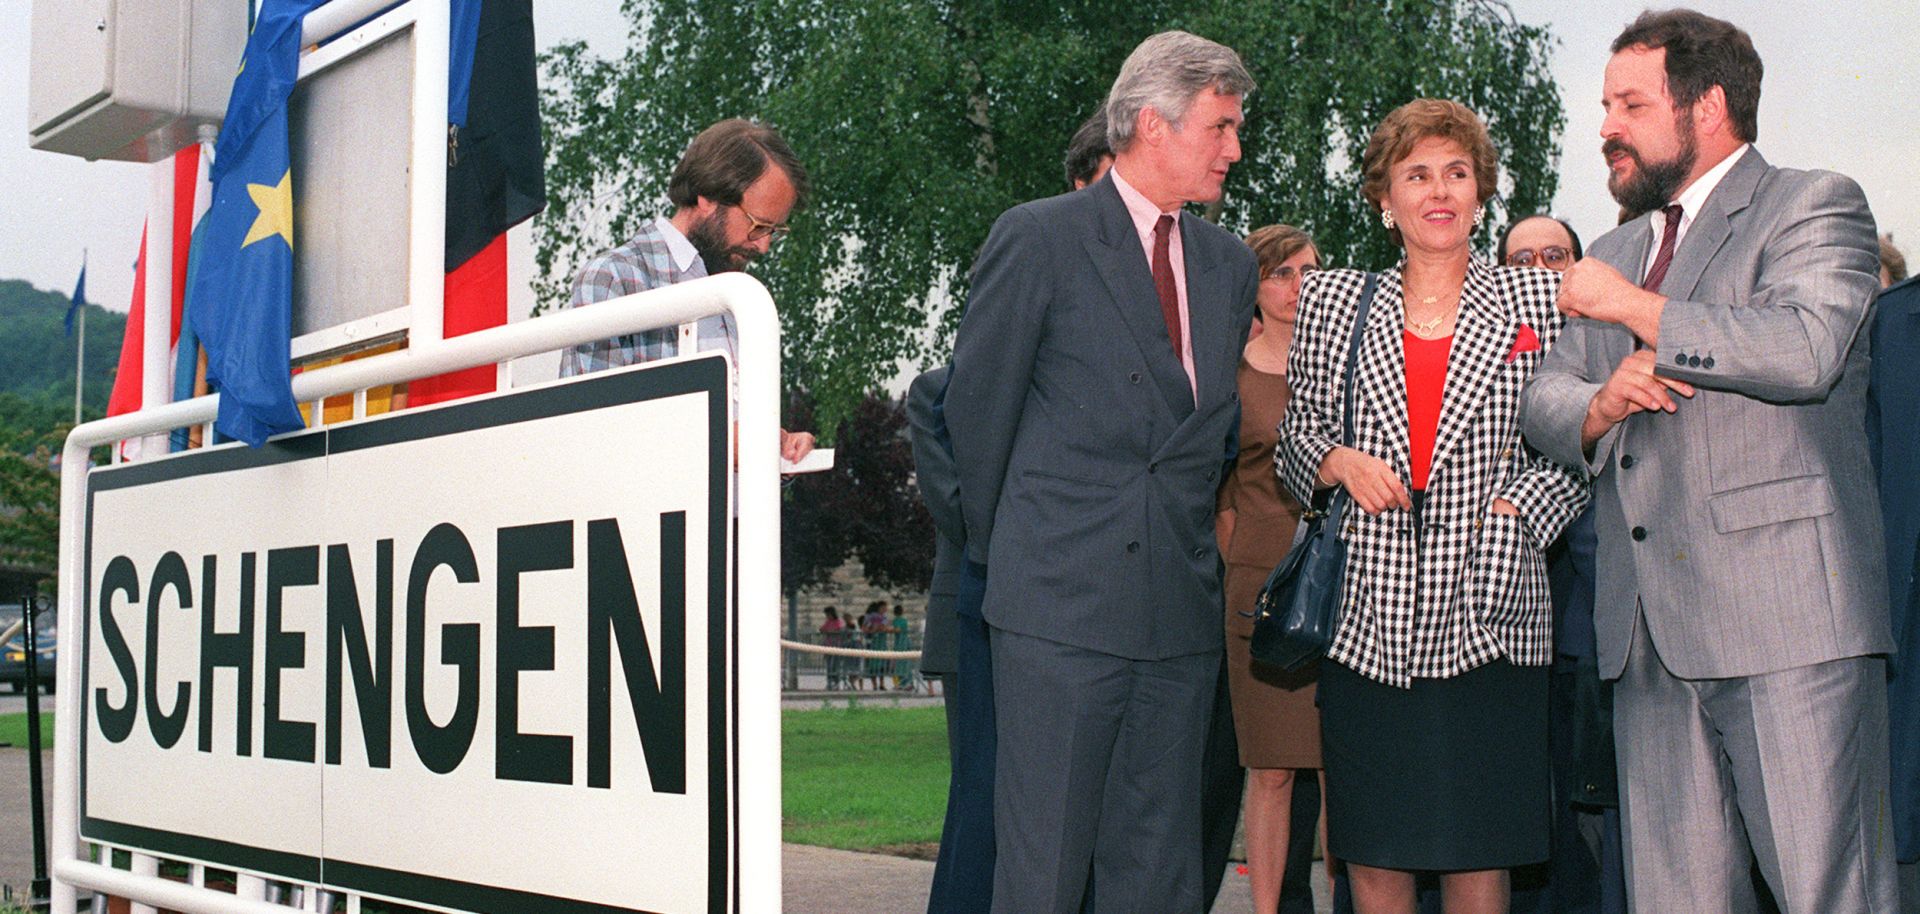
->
[1521,10,1896,911]
[946,30,1259,914]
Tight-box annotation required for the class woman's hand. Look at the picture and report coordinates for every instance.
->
[1316,447,1412,515]
[1490,498,1520,517]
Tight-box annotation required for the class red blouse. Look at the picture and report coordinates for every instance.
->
[1404,332,1453,490]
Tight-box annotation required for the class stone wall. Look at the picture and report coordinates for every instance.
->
[776,559,929,639]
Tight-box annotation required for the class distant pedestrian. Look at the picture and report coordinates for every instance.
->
[863,600,891,690]
[819,606,847,690]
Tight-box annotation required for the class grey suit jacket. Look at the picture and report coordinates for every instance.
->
[946,174,1259,661]
[1521,147,1893,680]
[907,366,961,676]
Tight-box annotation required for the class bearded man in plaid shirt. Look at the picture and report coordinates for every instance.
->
[562,117,816,463]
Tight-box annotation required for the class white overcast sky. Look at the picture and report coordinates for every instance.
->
[1,1,1915,316]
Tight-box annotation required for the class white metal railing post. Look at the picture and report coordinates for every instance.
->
[140,162,175,457]
[53,272,780,914]
[730,278,782,913]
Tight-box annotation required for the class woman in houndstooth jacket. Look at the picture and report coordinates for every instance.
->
[1275,100,1589,914]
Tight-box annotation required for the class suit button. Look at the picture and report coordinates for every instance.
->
[1207,469,1217,482]
[1688,355,1702,368]
[1501,448,1513,458]
[1675,353,1687,366]
[1620,454,1635,469]
[1129,371,1143,384]
[1126,541,1140,554]
[1631,526,1648,541]
[1192,547,1205,559]
[1702,356,1716,369]
[1148,462,1158,474]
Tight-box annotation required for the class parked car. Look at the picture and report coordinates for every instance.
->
[0,607,56,694]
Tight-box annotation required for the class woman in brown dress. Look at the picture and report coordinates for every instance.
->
[1217,224,1320,913]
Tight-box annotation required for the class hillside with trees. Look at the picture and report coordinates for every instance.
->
[0,277,125,433]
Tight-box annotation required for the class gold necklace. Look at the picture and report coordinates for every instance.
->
[1406,288,1454,335]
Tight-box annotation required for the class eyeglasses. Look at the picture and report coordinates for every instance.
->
[737,205,791,243]
[1261,263,1320,282]
[1506,246,1573,268]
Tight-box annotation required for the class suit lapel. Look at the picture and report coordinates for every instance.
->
[1427,260,1512,484]
[1659,147,1765,301]
[1181,213,1229,411]
[1355,270,1411,478]
[1082,179,1193,419]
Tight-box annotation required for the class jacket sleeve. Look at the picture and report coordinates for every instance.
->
[1521,313,1615,476]
[1653,172,1880,403]
[906,368,966,549]
[946,206,1051,564]
[1275,271,1348,505]
[1502,289,1592,549]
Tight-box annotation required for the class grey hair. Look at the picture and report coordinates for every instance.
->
[1104,31,1255,153]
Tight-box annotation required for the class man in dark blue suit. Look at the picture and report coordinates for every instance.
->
[909,366,996,914]
[1867,272,1920,910]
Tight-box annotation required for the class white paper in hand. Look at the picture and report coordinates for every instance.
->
[781,448,835,475]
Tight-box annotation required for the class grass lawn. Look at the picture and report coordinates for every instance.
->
[783,704,949,852]
[4,706,946,853]
[0,712,53,748]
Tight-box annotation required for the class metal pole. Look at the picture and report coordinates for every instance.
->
[786,590,799,689]
[24,589,51,912]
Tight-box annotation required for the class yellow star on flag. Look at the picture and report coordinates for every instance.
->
[242,170,294,249]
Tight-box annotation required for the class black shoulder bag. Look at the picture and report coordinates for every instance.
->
[1248,272,1379,671]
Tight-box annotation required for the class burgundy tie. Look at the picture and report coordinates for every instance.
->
[1641,204,1685,292]
[1152,214,1182,358]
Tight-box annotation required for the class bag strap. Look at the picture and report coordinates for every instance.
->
[1307,272,1379,520]
[1338,272,1380,449]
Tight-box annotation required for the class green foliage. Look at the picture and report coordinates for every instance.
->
[0,279,126,425]
[782,390,934,598]
[0,427,63,581]
[537,0,1562,427]
[783,705,949,849]
[0,279,108,587]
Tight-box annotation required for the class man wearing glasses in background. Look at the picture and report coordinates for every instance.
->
[562,117,816,462]
[1499,213,1629,914]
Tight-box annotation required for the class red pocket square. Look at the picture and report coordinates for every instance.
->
[1505,324,1541,363]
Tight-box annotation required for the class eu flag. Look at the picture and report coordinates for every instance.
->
[66,259,86,336]
[187,0,326,447]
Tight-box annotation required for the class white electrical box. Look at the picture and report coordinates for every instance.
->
[28,0,250,163]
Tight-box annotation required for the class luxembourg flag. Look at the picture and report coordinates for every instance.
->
[105,141,211,459]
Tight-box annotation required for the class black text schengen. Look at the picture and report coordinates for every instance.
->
[89,513,689,794]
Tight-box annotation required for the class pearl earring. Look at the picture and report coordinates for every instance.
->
[1381,210,1396,230]
[1472,206,1485,228]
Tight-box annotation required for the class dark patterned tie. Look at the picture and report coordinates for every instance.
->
[1641,204,1685,292]
[1152,214,1182,357]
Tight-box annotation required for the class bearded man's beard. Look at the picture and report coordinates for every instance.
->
[687,210,759,274]
[1606,107,1699,219]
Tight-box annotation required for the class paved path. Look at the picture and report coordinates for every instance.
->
[9,739,1334,913]
[783,842,1332,914]
[1,749,54,903]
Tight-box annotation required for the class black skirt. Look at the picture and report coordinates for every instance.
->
[1317,656,1550,871]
